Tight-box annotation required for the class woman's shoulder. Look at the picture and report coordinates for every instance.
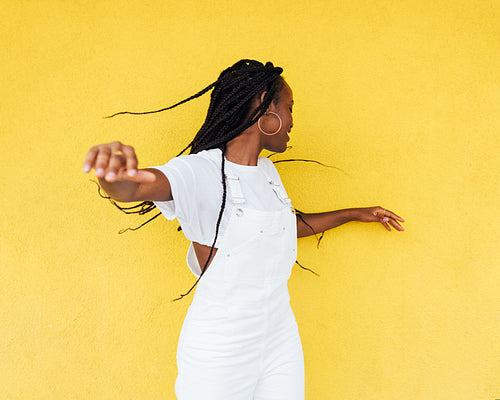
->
[257,155,273,167]
[151,149,222,187]
[257,155,280,177]
[166,148,222,170]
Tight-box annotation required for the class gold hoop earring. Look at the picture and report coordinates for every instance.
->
[258,111,282,136]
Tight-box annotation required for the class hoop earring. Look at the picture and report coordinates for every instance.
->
[258,111,282,136]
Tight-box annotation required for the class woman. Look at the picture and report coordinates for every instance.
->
[83,60,404,399]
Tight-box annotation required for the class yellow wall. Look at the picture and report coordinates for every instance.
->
[1,1,499,398]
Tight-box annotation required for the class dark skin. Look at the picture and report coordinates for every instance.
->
[84,81,404,268]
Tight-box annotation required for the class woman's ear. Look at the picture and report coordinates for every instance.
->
[259,91,267,106]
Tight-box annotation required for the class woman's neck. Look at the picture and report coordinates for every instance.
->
[224,130,262,166]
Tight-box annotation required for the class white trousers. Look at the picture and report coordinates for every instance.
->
[175,287,304,399]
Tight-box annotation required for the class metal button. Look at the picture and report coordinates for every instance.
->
[260,229,264,233]
[282,227,286,231]
[235,208,243,217]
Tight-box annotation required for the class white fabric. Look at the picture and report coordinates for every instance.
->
[151,148,289,247]
[175,186,303,400]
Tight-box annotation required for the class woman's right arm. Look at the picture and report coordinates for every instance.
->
[83,141,172,202]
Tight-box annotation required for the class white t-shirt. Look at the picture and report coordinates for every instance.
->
[151,148,290,247]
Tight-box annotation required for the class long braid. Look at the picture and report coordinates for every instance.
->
[103,81,218,119]
[172,145,228,301]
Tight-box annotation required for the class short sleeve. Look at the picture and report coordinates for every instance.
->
[149,153,225,245]
[150,156,197,224]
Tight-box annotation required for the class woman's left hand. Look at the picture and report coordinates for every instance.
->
[355,206,405,231]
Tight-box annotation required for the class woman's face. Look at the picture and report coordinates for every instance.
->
[261,82,294,153]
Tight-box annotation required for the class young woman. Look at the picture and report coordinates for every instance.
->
[83,60,404,400]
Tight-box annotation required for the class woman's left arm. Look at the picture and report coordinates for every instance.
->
[296,206,405,238]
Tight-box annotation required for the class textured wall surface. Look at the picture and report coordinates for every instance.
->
[1,1,499,399]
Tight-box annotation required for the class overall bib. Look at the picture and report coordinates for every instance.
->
[175,167,304,400]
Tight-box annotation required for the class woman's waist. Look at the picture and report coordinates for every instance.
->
[193,278,290,306]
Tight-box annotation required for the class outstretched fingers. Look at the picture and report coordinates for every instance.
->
[375,208,405,232]
[83,146,99,173]
[104,142,127,181]
[388,217,405,231]
[128,169,157,183]
[121,145,138,177]
[94,146,112,178]
[385,210,405,223]
[83,142,155,183]
[381,218,392,231]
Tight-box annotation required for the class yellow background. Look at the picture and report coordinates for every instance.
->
[1,1,499,399]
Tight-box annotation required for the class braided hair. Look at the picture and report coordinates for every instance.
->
[104,59,287,300]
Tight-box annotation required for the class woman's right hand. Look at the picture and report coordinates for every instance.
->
[83,141,156,183]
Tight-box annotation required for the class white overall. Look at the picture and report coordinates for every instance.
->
[175,168,305,400]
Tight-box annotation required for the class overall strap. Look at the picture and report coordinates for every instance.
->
[257,160,292,207]
[225,174,246,204]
